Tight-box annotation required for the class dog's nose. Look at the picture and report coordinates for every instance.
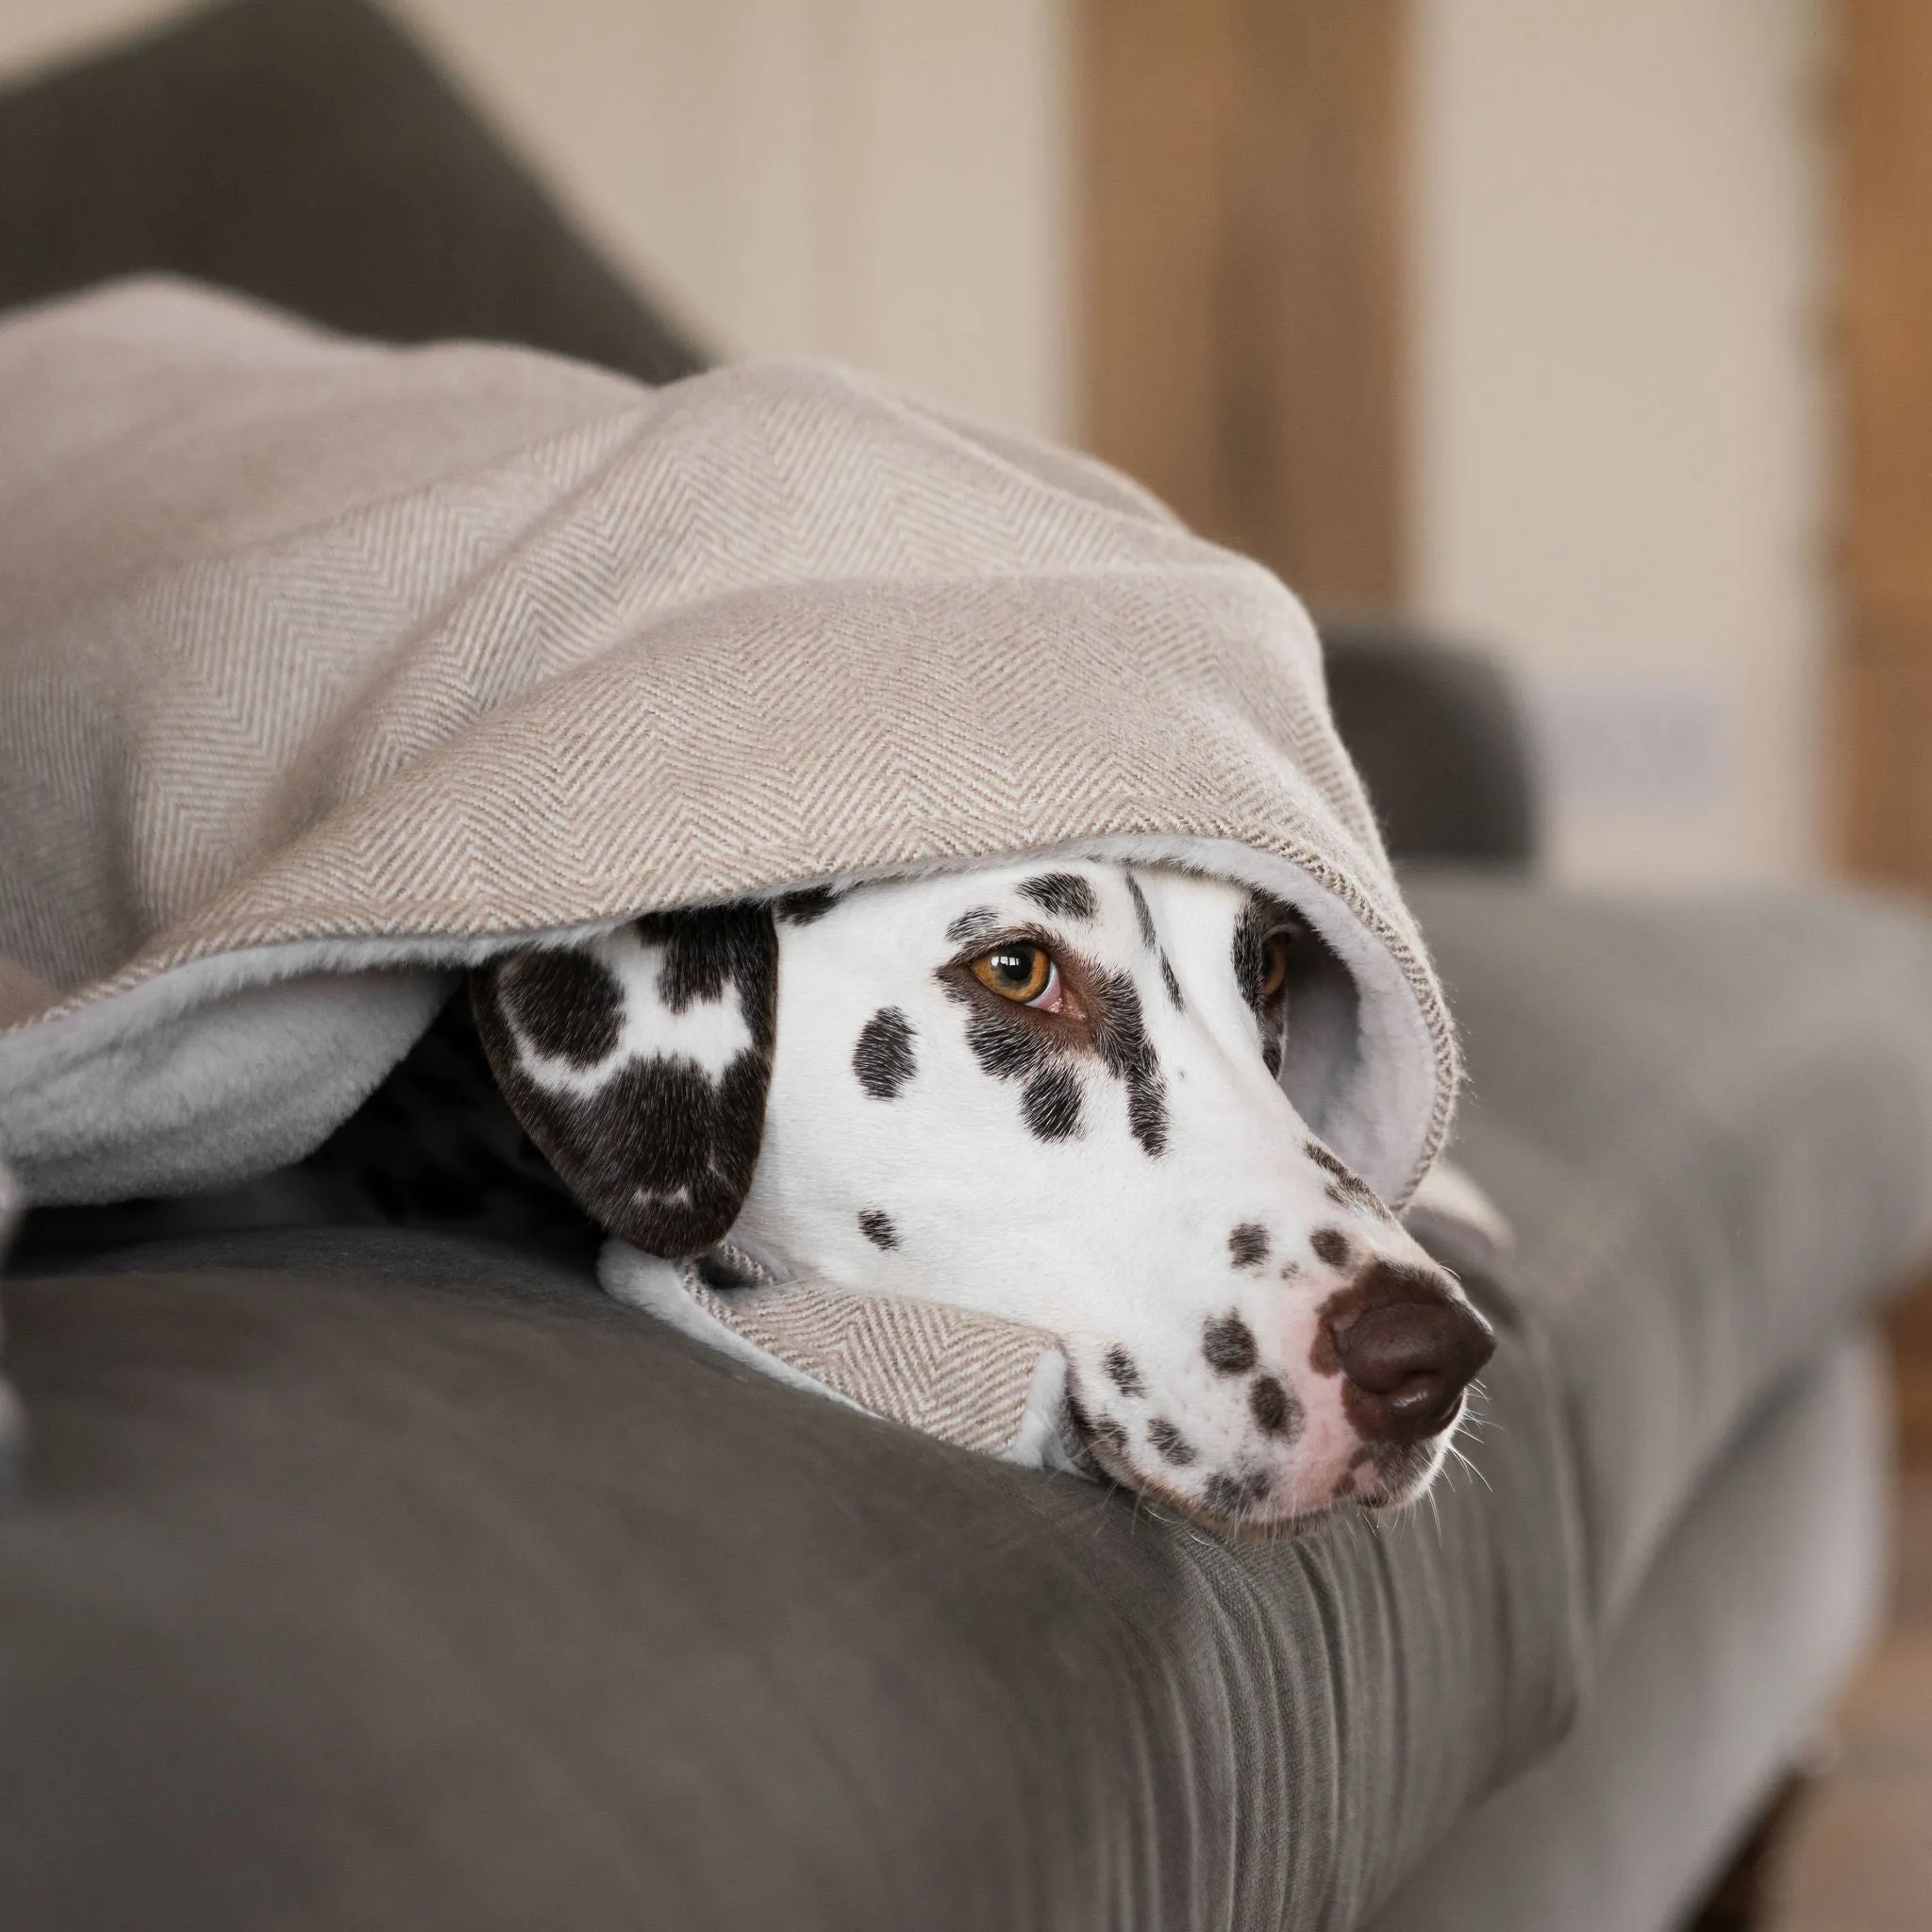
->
[1331,1286,1495,1442]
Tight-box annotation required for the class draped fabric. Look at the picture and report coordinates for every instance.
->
[0,278,1454,1211]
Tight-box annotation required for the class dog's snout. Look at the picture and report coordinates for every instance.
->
[1328,1279,1494,1443]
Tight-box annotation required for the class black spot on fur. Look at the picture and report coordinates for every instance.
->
[1124,873,1157,946]
[635,907,778,1050]
[1103,1345,1145,1397]
[1228,1222,1270,1269]
[858,1208,899,1250]
[1092,970,1168,1157]
[963,1005,1056,1083]
[474,903,778,1258]
[1328,1179,1385,1218]
[944,974,1085,1143]
[773,886,844,924]
[497,948,624,1067]
[1160,953,1184,1011]
[1204,1312,1260,1374]
[1249,1375,1303,1440]
[1147,1419,1198,1467]
[853,1008,917,1098]
[1022,1065,1083,1141]
[1202,1468,1274,1516]
[486,1050,769,1259]
[1090,1414,1129,1457]
[1018,872,1096,920]
[946,906,1001,947]
[1310,1227,1352,1269]
[1307,1141,1394,1221]
[1305,1141,1351,1182]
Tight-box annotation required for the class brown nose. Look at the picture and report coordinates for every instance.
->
[1332,1290,1495,1442]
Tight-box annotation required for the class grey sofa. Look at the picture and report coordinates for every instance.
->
[6,5,1932,1926]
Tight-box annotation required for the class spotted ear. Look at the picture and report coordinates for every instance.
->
[471,903,778,1258]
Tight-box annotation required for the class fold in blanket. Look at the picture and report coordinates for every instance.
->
[0,279,1457,1285]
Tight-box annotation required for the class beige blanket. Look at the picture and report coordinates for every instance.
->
[0,278,1455,1259]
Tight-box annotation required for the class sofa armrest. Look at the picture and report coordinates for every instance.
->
[1318,616,1540,869]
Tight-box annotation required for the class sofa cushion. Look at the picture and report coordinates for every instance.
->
[0,0,704,384]
[1411,874,1932,1624]
[0,1227,1580,1932]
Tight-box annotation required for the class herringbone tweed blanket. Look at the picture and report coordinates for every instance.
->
[0,276,1455,1270]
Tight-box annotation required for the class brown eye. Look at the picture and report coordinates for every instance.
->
[1260,931,1293,1003]
[971,942,1057,1006]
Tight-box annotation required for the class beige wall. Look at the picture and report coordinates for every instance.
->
[1409,0,1833,884]
[0,0,1073,441]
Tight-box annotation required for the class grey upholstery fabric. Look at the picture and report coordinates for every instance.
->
[1369,1333,1888,1932]
[1413,874,1932,1624]
[4,882,1929,1928]
[0,1227,1582,1932]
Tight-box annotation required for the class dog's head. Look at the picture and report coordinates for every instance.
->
[473,860,1491,1535]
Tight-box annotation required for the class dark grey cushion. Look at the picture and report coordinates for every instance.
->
[0,0,704,384]
[0,1230,1581,1932]
[1320,622,1540,869]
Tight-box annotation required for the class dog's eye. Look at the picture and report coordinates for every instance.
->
[1260,930,1294,1004]
[971,942,1059,1008]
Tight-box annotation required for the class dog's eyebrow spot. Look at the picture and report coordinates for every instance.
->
[1310,1227,1352,1269]
[773,885,845,925]
[1159,953,1184,1011]
[853,1007,917,1099]
[1022,1065,1083,1141]
[946,906,1002,947]
[1203,1468,1274,1516]
[1228,1222,1271,1269]
[1102,1345,1145,1397]
[858,1208,900,1250]
[1092,969,1168,1157]
[1018,872,1096,920]
[1204,1312,1260,1374]
[1249,1375,1303,1440]
[1147,1419,1198,1467]
[500,948,624,1066]
[1124,873,1158,946]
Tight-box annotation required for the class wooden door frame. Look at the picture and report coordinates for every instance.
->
[1075,0,1410,610]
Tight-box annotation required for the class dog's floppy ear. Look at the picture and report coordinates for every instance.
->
[471,903,778,1258]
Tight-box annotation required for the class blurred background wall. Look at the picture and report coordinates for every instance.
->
[0,0,1846,889]
[1410,0,1830,888]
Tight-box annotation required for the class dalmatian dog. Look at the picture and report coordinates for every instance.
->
[469,858,1494,1537]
